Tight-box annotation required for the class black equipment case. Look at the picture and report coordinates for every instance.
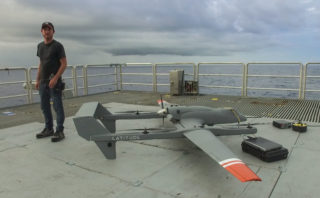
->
[273,120,292,129]
[241,137,288,162]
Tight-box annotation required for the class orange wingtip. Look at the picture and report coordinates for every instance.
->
[220,158,261,182]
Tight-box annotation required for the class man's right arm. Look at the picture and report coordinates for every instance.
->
[35,62,41,90]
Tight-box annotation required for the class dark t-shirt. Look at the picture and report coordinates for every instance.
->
[37,40,66,81]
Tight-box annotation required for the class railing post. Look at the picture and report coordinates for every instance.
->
[152,64,157,93]
[196,63,200,82]
[25,68,31,104]
[119,64,123,91]
[114,65,119,91]
[243,63,248,97]
[193,63,197,82]
[72,66,78,97]
[83,65,88,95]
[299,63,306,100]
[154,64,158,93]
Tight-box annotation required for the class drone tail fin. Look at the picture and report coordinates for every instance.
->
[73,102,116,159]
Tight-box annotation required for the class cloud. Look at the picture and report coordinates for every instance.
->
[1,0,320,66]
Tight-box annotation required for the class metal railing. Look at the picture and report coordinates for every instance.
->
[245,63,303,98]
[1,62,320,108]
[121,63,154,92]
[0,67,30,103]
[304,63,320,100]
[83,64,119,95]
[197,62,244,95]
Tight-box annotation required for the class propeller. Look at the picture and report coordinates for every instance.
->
[117,127,176,134]
[114,110,151,114]
[125,127,169,131]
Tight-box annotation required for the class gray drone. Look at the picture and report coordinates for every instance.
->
[73,99,261,182]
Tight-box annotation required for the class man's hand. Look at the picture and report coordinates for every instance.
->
[49,77,58,88]
[35,80,40,90]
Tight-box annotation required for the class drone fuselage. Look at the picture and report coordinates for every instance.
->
[167,106,246,125]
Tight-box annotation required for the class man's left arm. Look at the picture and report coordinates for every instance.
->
[49,57,67,88]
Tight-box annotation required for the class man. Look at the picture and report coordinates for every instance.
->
[35,22,67,142]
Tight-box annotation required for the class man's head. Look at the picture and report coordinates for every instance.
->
[41,22,55,32]
[41,22,55,43]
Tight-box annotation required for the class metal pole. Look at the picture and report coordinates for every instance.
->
[154,64,158,93]
[196,63,200,82]
[243,63,248,97]
[83,65,88,95]
[302,63,308,100]
[25,68,31,104]
[152,64,157,92]
[119,64,123,90]
[72,66,78,97]
[115,65,119,91]
[299,63,305,100]
[193,63,196,81]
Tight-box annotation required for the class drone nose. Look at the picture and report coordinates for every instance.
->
[157,109,167,115]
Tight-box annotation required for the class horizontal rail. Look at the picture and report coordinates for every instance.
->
[122,83,153,86]
[199,85,242,89]
[247,62,302,65]
[0,67,27,71]
[157,83,170,86]
[88,83,117,88]
[155,62,195,65]
[247,74,300,78]
[247,87,299,91]
[122,73,153,76]
[0,80,26,85]
[125,63,153,65]
[0,93,27,99]
[86,64,124,67]
[87,73,115,77]
[305,90,320,92]
[199,74,242,77]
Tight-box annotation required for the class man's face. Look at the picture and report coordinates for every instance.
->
[41,26,54,40]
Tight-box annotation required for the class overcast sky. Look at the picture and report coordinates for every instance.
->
[1,0,320,67]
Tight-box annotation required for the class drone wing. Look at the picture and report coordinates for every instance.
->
[183,129,261,182]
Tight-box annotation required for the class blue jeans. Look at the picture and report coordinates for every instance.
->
[39,83,65,131]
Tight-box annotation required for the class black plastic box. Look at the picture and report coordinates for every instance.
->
[242,137,288,162]
[273,120,292,129]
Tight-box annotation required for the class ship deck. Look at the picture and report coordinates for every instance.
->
[1,91,320,198]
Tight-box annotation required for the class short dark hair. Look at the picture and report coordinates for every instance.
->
[41,22,55,31]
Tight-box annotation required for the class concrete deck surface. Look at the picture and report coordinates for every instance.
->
[1,102,319,198]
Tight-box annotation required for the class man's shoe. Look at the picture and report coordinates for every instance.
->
[51,131,65,142]
[36,128,54,138]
